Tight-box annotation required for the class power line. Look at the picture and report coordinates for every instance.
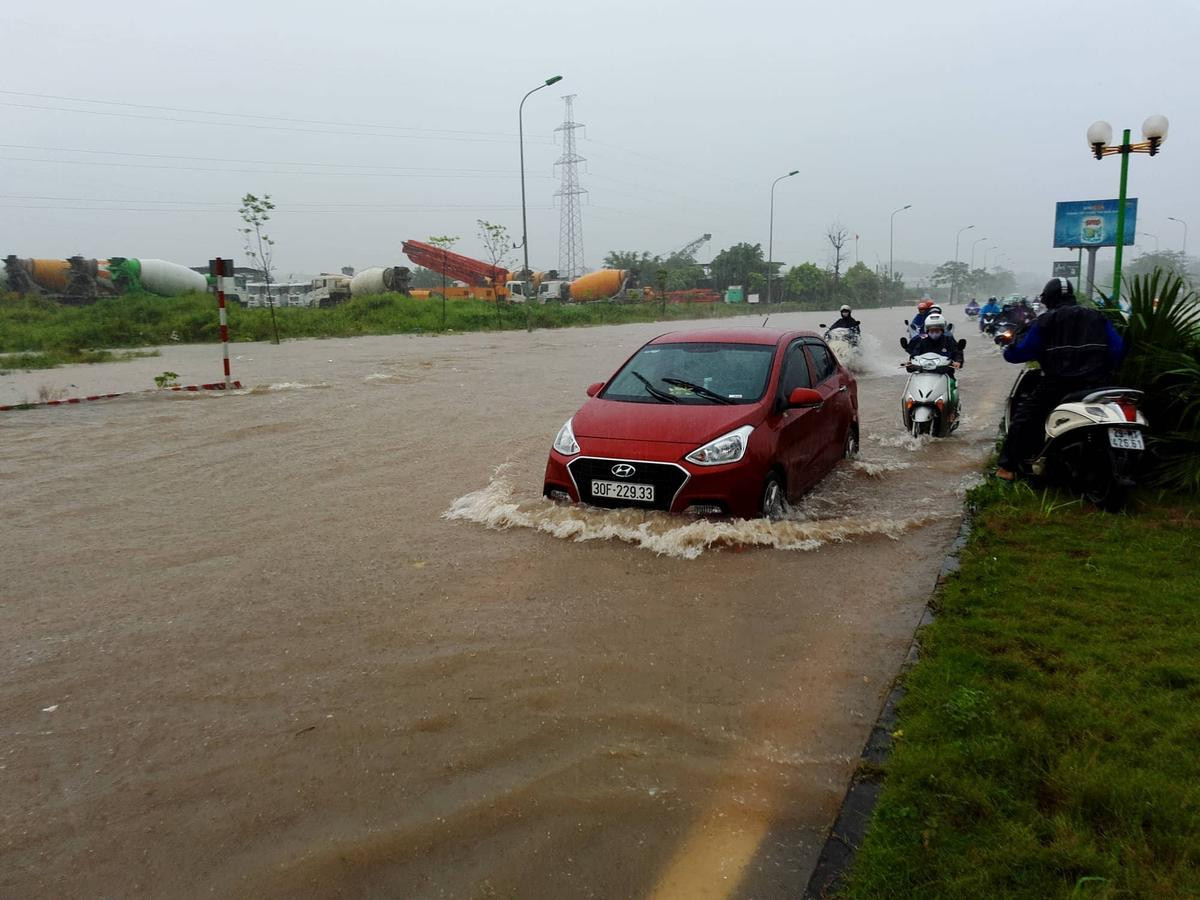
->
[0,155,552,179]
[0,101,556,145]
[0,143,535,174]
[0,89,534,140]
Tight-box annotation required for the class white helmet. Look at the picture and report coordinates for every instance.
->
[924,313,947,332]
[840,305,851,315]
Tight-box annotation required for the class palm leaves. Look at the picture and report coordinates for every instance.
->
[1103,269,1200,491]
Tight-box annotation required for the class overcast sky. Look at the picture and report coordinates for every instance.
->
[2,0,1197,286]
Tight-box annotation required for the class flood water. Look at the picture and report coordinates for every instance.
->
[1,306,1010,897]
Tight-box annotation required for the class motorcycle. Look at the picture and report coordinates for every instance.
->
[898,338,966,437]
[979,312,999,335]
[820,323,861,347]
[1001,367,1148,511]
[965,300,980,317]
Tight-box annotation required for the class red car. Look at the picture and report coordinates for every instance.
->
[543,327,859,519]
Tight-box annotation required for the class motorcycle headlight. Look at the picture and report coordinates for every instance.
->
[553,418,580,456]
[686,425,753,466]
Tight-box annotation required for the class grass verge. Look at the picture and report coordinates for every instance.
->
[0,291,815,369]
[0,348,160,373]
[840,481,1200,899]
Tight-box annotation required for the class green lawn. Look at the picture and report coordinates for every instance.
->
[0,291,818,370]
[841,482,1200,899]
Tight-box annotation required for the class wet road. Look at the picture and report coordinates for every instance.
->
[1,306,1010,897]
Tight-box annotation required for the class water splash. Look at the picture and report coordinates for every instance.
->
[851,458,912,477]
[444,469,951,560]
[824,332,900,378]
[245,382,331,394]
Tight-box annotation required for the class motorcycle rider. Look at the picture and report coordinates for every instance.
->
[909,300,935,340]
[994,277,1125,482]
[830,304,861,332]
[906,312,963,416]
[979,296,1001,331]
[907,313,963,367]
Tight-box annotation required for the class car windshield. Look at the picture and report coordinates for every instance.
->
[602,342,775,404]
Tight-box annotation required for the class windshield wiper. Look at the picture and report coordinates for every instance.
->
[661,377,734,404]
[630,370,679,403]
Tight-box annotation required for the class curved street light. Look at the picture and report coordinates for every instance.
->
[1167,216,1188,255]
[889,204,912,303]
[518,75,563,313]
[952,224,975,304]
[1140,231,1160,253]
[969,236,989,272]
[767,170,799,304]
[1086,114,1168,304]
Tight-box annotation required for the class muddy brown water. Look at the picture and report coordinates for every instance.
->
[1,307,1010,897]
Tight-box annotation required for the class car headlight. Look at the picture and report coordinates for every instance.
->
[553,418,580,456]
[686,424,753,466]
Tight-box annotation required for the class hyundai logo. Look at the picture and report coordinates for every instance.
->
[611,464,636,478]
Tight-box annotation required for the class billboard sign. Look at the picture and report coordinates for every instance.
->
[1052,260,1080,278]
[1053,198,1137,249]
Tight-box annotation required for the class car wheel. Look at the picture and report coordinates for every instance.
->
[761,472,789,520]
[843,422,860,459]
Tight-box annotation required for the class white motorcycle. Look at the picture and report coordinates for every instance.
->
[1002,368,1148,511]
[898,339,965,437]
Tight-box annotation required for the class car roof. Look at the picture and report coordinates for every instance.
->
[647,327,819,346]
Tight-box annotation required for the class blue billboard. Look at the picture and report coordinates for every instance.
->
[1053,198,1137,248]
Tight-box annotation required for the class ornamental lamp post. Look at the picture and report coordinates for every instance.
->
[767,170,799,304]
[1086,114,1168,305]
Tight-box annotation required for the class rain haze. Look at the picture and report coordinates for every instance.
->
[3,0,1197,283]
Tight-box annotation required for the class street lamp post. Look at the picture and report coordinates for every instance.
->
[518,74,563,317]
[969,236,988,273]
[767,170,799,304]
[1140,232,1160,253]
[1086,115,1168,305]
[953,224,975,305]
[984,245,1000,271]
[1167,216,1188,256]
[889,204,911,304]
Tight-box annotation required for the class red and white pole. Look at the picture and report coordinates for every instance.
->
[212,257,233,389]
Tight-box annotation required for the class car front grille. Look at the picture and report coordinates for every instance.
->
[566,456,689,511]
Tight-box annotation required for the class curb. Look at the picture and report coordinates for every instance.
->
[803,508,975,899]
[0,381,242,412]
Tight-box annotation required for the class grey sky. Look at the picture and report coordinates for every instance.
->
[2,0,1197,286]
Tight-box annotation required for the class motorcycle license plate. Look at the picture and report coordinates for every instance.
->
[591,480,655,502]
[1108,428,1144,450]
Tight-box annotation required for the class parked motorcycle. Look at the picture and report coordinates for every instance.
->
[1001,368,1148,511]
[898,338,966,437]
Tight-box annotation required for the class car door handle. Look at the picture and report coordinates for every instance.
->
[838,385,849,393]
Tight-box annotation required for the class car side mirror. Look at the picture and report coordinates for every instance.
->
[788,387,823,409]
[957,338,967,350]
[586,381,604,397]
[899,337,909,351]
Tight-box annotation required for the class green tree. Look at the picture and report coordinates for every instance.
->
[785,262,827,306]
[930,260,969,302]
[842,261,881,309]
[710,243,766,295]
[428,234,458,329]
[476,220,514,271]
[1126,250,1196,285]
[238,192,279,344]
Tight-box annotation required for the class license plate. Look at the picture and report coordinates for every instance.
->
[1108,428,1144,450]
[591,480,655,502]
